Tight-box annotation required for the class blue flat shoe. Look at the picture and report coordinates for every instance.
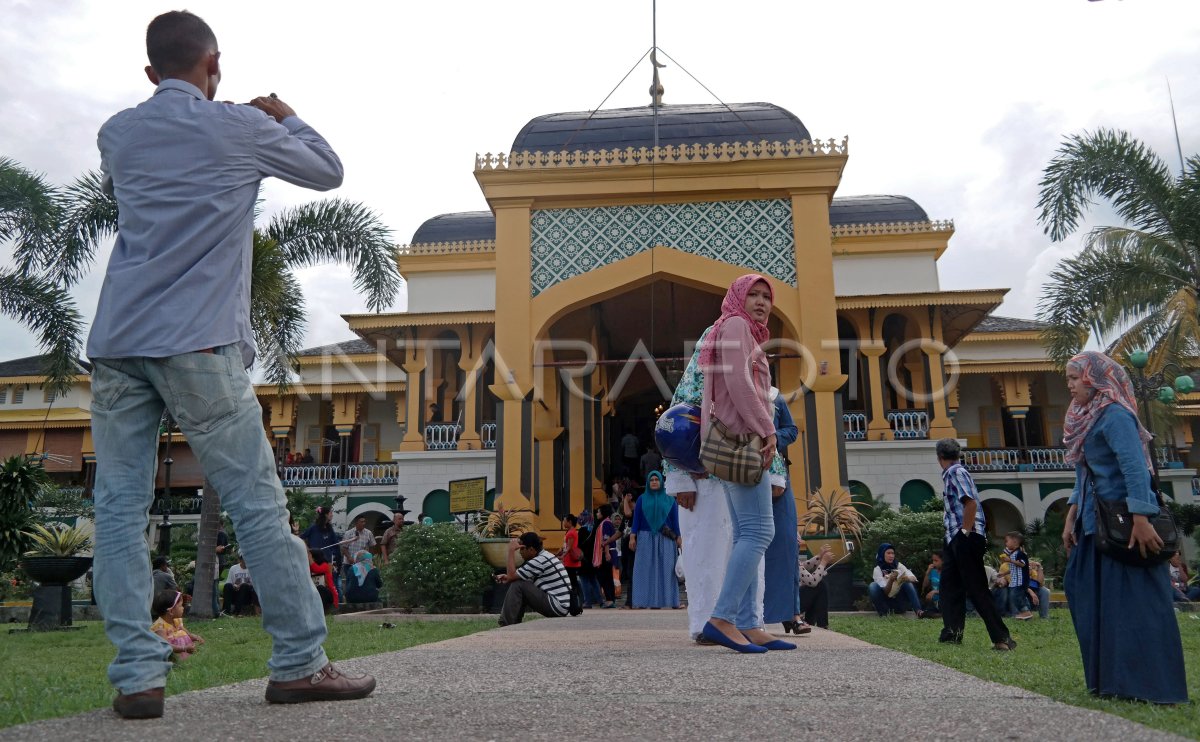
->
[701,622,768,654]
[754,639,796,651]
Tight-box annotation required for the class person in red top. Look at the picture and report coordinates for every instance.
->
[307,549,339,612]
[557,514,583,608]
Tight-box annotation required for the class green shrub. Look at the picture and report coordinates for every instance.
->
[382,523,492,613]
[856,509,945,582]
[0,456,47,572]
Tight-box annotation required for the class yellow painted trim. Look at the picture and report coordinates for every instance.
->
[960,331,1043,343]
[836,289,1008,310]
[950,360,1059,374]
[0,407,91,429]
[0,375,88,384]
[343,310,496,331]
[832,228,953,260]
[253,381,406,397]
[476,138,848,171]
[398,254,497,274]
[295,353,386,367]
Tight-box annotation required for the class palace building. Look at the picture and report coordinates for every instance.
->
[4,99,1198,541]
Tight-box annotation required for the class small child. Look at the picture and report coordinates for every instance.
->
[151,589,204,660]
[922,553,942,613]
[1027,559,1050,619]
[1002,532,1033,620]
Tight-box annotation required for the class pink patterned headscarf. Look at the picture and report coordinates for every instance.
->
[699,274,773,369]
[1062,350,1152,466]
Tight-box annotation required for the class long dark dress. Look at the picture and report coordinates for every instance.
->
[1063,406,1187,704]
[762,395,799,624]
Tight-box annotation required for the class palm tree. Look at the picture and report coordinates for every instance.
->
[20,166,402,618]
[0,158,90,395]
[1035,129,1200,368]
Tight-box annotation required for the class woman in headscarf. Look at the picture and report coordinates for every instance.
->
[868,543,924,617]
[630,470,682,608]
[697,274,791,653]
[1060,351,1186,704]
[592,504,619,608]
[342,550,383,604]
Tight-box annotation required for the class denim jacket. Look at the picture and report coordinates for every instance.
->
[1067,405,1159,535]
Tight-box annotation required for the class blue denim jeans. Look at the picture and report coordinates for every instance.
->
[91,346,329,694]
[868,582,923,616]
[711,476,774,630]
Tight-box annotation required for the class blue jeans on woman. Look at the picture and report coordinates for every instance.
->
[711,476,774,630]
[91,346,330,695]
[868,581,923,616]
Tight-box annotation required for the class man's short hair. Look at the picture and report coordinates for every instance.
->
[1006,531,1025,546]
[152,555,169,570]
[935,438,961,461]
[518,532,542,551]
[146,10,218,77]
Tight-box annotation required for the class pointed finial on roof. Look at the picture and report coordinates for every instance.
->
[649,48,665,108]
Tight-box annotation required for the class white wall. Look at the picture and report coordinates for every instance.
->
[833,253,939,295]
[406,270,496,313]
[953,339,1048,362]
[297,358,405,388]
[0,380,91,410]
[392,449,496,516]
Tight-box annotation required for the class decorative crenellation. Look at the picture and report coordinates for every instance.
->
[398,239,496,256]
[831,220,955,238]
[475,137,849,171]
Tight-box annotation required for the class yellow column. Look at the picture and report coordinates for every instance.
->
[492,198,536,509]
[399,334,428,451]
[268,394,297,447]
[791,191,849,497]
[457,327,483,450]
[926,313,957,439]
[860,345,894,441]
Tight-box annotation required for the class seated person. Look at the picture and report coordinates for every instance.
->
[793,539,836,631]
[343,550,384,604]
[151,589,204,661]
[1027,559,1051,619]
[221,555,258,616]
[495,532,571,626]
[308,548,339,612]
[921,552,942,615]
[868,543,925,618]
[1169,554,1200,602]
[152,555,178,595]
[989,562,1011,616]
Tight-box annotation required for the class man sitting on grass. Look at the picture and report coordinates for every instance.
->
[495,532,571,626]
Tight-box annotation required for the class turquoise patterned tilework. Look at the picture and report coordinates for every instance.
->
[529,198,796,296]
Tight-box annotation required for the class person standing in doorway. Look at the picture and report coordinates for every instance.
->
[935,439,1015,650]
[87,11,374,719]
[621,430,641,479]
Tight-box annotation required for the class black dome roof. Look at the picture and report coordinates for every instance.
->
[829,195,929,225]
[511,102,811,153]
[410,211,495,244]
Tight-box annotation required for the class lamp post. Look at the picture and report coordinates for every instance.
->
[156,411,176,557]
[1124,350,1195,492]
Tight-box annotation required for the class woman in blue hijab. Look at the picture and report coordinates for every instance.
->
[868,542,925,617]
[630,471,682,608]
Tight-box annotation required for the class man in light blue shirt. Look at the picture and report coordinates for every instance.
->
[89,11,374,720]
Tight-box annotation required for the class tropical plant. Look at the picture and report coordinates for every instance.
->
[0,158,92,395]
[285,487,335,531]
[472,506,534,539]
[22,523,92,557]
[1035,129,1200,368]
[799,487,866,542]
[0,456,49,571]
[382,523,492,612]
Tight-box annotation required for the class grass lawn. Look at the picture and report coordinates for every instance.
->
[832,610,1199,740]
[0,615,495,729]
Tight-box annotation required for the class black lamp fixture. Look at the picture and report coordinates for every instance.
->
[1124,349,1195,487]
[156,411,176,557]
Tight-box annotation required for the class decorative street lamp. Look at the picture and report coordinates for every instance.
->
[156,410,176,557]
[1125,350,1195,490]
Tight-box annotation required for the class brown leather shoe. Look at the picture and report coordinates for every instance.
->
[264,664,376,704]
[112,688,164,719]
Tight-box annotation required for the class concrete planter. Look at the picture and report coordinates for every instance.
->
[476,538,525,569]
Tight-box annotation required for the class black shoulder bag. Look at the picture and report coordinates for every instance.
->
[1085,464,1181,568]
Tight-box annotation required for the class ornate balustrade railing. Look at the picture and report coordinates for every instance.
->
[842,412,867,441]
[886,410,929,440]
[480,422,497,450]
[961,448,1021,472]
[150,495,204,515]
[280,463,398,487]
[425,423,461,451]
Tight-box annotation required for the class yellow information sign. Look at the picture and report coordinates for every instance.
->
[449,476,487,513]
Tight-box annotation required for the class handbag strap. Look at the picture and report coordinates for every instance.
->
[1083,461,1166,509]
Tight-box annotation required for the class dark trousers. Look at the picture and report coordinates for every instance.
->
[595,561,616,603]
[798,581,829,628]
[565,567,582,607]
[940,532,1010,643]
[500,580,560,626]
[621,547,636,605]
[221,583,258,615]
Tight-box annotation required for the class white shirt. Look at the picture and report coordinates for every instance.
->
[872,562,915,588]
[227,563,252,587]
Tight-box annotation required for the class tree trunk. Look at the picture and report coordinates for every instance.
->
[191,478,222,619]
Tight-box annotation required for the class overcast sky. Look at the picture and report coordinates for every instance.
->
[2,0,1198,363]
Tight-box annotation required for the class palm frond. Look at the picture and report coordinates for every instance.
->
[0,157,64,278]
[1036,129,1176,242]
[55,170,118,286]
[249,234,306,390]
[0,270,84,395]
[262,199,401,312]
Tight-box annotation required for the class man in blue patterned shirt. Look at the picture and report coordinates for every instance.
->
[936,438,1015,650]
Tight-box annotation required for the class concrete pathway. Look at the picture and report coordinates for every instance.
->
[2,610,1183,741]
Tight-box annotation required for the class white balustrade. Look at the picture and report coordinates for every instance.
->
[886,410,929,440]
[480,422,497,449]
[1027,448,1069,471]
[842,412,867,441]
[425,423,461,451]
[961,449,1020,472]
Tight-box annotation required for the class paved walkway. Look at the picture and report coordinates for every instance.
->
[2,610,1183,741]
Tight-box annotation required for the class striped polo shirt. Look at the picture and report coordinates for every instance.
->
[516,551,571,616]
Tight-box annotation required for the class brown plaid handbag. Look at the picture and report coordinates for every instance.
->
[699,411,764,485]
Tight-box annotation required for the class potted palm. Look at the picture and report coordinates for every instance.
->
[472,506,534,568]
[19,523,93,631]
[799,487,867,611]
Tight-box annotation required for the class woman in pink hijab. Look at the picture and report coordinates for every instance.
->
[697,274,792,653]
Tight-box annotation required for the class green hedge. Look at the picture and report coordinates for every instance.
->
[855,510,945,583]
[382,524,492,613]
